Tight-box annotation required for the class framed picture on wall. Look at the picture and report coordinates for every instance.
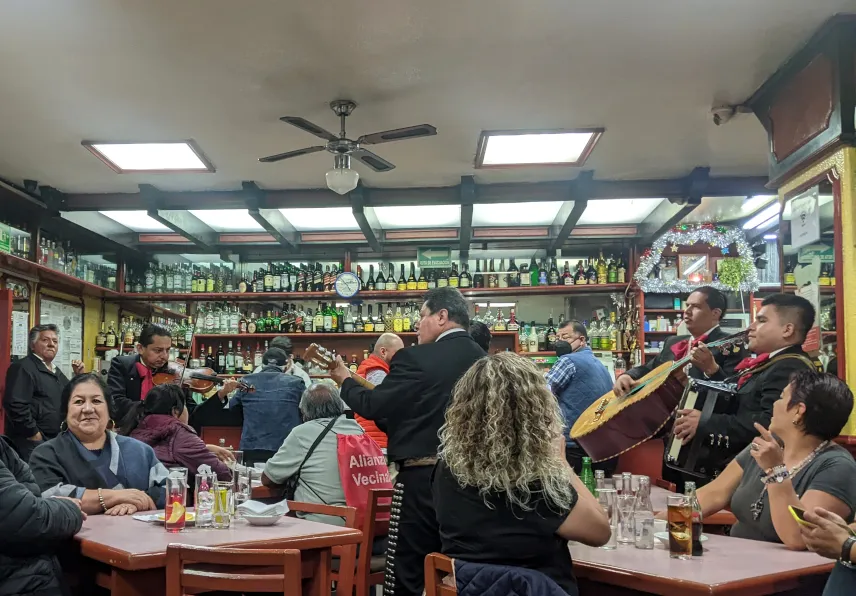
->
[679,254,710,283]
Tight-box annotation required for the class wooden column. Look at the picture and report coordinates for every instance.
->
[0,289,13,434]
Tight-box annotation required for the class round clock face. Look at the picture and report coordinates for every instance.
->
[334,272,361,298]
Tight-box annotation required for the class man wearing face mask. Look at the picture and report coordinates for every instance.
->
[546,320,616,474]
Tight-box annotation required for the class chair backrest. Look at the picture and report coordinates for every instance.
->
[286,500,357,528]
[615,438,664,480]
[424,553,457,595]
[654,477,677,493]
[165,544,301,596]
[363,488,393,544]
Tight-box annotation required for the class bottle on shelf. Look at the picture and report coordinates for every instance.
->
[457,263,469,288]
[527,322,539,353]
[253,343,263,368]
[96,322,107,348]
[546,313,556,351]
[449,263,460,288]
[393,304,404,333]
[364,305,375,333]
[349,355,359,373]
[384,303,395,331]
[586,258,598,285]
[548,258,560,286]
[105,321,117,348]
[243,343,253,373]
[234,341,244,372]
[417,266,428,290]
[507,307,519,331]
[487,259,497,289]
[474,261,483,289]
[216,344,226,374]
[407,263,418,290]
[607,254,618,284]
[402,304,412,332]
[224,341,235,374]
[597,251,608,284]
[494,309,507,332]
[375,304,386,332]
[437,268,449,288]
[426,269,436,289]
[507,258,520,287]
[562,261,573,285]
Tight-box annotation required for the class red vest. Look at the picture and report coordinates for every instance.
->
[354,355,390,448]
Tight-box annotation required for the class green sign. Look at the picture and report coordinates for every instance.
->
[797,244,834,264]
[417,246,452,268]
[0,223,10,254]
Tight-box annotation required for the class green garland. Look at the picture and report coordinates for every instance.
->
[717,257,752,291]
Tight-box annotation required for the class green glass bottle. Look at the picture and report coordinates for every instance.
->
[529,257,540,287]
[580,457,596,495]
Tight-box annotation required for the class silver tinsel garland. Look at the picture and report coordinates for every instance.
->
[634,225,759,294]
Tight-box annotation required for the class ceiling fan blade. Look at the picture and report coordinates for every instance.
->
[357,124,437,145]
[279,117,339,142]
[258,146,325,163]
[351,148,396,172]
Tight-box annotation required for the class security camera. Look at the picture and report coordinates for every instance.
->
[711,106,736,126]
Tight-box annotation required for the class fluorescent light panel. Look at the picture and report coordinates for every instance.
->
[578,198,664,225]
[741,195,778,216]
[472,201,563,226]
[763,234,778,240]
[99,210,170,232]
[279,207,360,231]
[476,129,602,167]
[743,204,780,229]
[189,210,264,232]
[374,205,461,229]
[83,141,213,173]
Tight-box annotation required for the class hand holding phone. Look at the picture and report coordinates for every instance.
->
[791,505,856,535]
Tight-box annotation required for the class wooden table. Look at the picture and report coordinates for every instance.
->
[570,534,833,595]
[73,513,362,596]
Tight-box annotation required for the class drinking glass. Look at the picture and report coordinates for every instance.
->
[616,493,637,544]
[212,481,232,529]
[194,471,217,528]
[612,474,624,494]
[597,488,618,550]
[666,495,693,559]
[165,472,188,533]
[233,469,256,516]
[635,518,655,550]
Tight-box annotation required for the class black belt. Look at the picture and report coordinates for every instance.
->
[399,457,438,468]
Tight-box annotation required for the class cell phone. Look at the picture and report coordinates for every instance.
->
[788,505,814,527]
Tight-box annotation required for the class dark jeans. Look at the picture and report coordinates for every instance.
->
[389,465,440,596]
[823,562,856,595]
[565,444,617,477]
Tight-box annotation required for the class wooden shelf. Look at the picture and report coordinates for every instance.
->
[95,346,190,353]
[191,331,519,339]
[0,252,119,299]
[783,285,836,295]
[117,300,189,320]
[116,284,628,302]
[643,309,682,314]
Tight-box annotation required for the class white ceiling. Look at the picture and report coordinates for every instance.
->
[0,0,852,197]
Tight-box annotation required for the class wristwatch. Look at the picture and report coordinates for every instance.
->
[841,536,856,568]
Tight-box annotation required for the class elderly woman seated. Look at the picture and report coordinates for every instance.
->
[262,383,365,526]
[695,371,856,548]
[29,373,168,516]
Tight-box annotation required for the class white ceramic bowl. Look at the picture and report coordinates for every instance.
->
[243,514,283,526]
[653,532,708,547]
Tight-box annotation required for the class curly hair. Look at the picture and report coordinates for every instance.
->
[438,352,574,511]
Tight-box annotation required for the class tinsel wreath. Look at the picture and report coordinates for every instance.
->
[634,223,759,294]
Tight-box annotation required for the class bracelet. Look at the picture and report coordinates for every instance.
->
[97,488,108,512]
[841,536,856,567]
[762,464,789,485]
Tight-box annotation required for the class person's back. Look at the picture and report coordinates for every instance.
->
[553,348,613,439]
[230,352,305,461]
[0,436,84,596]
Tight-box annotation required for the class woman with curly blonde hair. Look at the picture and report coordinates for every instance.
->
[432,353,610,594]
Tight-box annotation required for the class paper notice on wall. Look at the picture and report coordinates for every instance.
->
[11,310,29,356]
[39,297,83,378]
[796,283,820,353]
[789,187,820,249]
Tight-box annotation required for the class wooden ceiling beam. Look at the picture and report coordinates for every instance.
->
[243,181,299,251]
[350,184,382,252]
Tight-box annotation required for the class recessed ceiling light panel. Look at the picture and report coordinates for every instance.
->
[472,201,563,226]
[374,205,461,229]
[82,140,214,173]
[475,129,603,168]
[279,207,360,231]
[189,210,264,232]
[577,198,664,225]
[99,210,170,232]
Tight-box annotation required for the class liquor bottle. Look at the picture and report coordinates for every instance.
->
[294,305,305,333]
[323,265,333,292]
[495,259,507,288]
[205,267,215,293]
[184,318,193,348]
[263,264,273,292]
[459,263,471,288]
[303,309,314,333]
[437,268,449,288]
[487,259,497,288]
[548,259,560,285]
[527,322,539,353]
[214,267,225,293]
[313,305,324,333]
[402,304,412,332]
[105,321,117,348]
[376,264,386,291]
[507,307,519,331]
[349,355,359,373]
[529,258,540,287]
[685,481,704,556]
[507,258,519,287]
[546,312,556,351]
[375,304,386,332]
[243,344,253,373]
[388,264,397,292]
[145,263,156,292]
[562,261,573,285]
[322,303,333,332]
[449,263,460,288]
[597,251,608,285]
[234,341,244,372]
[426,269,436,289]
[165,266,175,293]
[393,303,404,333]
[607,255,618,284]
[473,260,483,288]
[617,257,626,284]
[216,344,226,374]
[586,258,598,285]
[407,263,418,290]
[494,309,507,332]
[397,265,407,291]
[580,457,596,495]
[355,306,365,333]
[384,303,395,331]
[366,265,376,291]
[573,261,585,285]
[818,263,831,286]
[97,322,107,347]
[333,305,341,332]
[312,264,323,292]
[417,266,428,290]
[123,319,135,346]
[364,305,375,333]
[206,346,216,370]
[516,259,528,288]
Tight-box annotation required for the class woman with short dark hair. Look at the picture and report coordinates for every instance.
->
[694,370,856,548]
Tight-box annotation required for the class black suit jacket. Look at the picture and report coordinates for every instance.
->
[2,354,69,441]
[339,330,486,462]
[626,326,744,383]
[106,354,173,421]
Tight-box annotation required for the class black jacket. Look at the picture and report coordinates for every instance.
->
[626,326,744,383]
[698,344,816,453]
[340,330,485,462]
[0,436,83,596]
[2,354,69,442]
[106,354,172,421]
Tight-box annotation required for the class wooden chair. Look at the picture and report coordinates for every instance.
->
[654,477,677,492]
[286,500,358,596]
[165,544,302,596]
[354,488,394,596]
[614,438,665,480]
[424,553,457,596]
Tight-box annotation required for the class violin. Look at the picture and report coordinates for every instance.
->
[152,361,256,394]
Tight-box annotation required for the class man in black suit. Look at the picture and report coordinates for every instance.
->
[614,287,744,397]
[673,293,817,478]
[329,286,485,596]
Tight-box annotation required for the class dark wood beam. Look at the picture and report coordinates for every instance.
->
[58,173,771,211]
[548,170,593,252]
[639,167,709,240]
[350,185,381,252]
[143,185,219,251]
[243,181,299,251]
[459,176,475,258]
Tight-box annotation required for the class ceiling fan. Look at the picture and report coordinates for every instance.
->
[259,99,437,194]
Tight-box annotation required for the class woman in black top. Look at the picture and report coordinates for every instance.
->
[432,353,610,595]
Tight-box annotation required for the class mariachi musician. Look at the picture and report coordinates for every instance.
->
[613,287,743,398]
[672,293,818,481]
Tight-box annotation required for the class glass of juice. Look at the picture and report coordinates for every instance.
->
[165,471,188,533]
[666,495,693,560]
[212,481,232,529]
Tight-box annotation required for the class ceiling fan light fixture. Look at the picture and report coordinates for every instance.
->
[326,154,360,195]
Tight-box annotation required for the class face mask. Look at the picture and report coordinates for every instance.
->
[554,341,573,357]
